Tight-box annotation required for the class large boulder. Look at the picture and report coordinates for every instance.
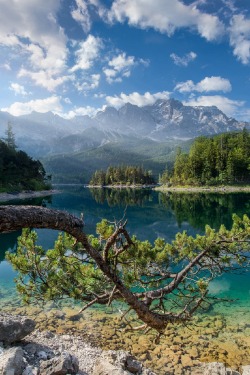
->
[93,350,156,375]
[93,360,128,375]
[0,347,26,375]
[202,362,240,375]
[203,362,227,375]
[39,352,79,375]
[242,366,250,375]
[0,314,35,344]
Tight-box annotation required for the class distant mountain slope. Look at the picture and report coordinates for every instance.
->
[0,98,248,158]
[0,98,248,182]
[43,137,192,183]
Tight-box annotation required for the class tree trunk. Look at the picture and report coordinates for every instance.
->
[0,205,183,331]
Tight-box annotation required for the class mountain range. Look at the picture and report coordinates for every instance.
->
[0,99,248,182]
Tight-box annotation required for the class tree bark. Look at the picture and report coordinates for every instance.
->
[0,205,184,331]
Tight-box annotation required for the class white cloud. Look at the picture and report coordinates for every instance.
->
[175,76,232,93]
[175,80,196,93]
[109,53,135,71]
[107,0,225,41]
[103,52,148,83]
[94,93,106,98]
[229,14,250,64]
[1,96,62,116]
[1,63,11,71]
[184,95,244,117]
[10,83,29,96]
[70,34,103,72]
[106,91,170,108]
[75,73,101,91]
[103,68,118,83]
[64,97,72,104]
[71,0,91,33]
[0,0,68,90]
[18,69,72,92]
[170,51,197,66]
[59,106,99,119]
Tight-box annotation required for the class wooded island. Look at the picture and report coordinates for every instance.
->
[160,130,250,187]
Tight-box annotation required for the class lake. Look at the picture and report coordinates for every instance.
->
[1,186,250,373]
[0,186,250,315]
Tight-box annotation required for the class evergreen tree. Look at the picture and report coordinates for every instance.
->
[4,122,17,150]
[169,130,250,186]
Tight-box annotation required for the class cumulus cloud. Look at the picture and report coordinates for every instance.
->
[0,0,68,90]
[103,52,149,83]
[107,0,225,41]
[1,96,62,116]
[106,91,170,108]
[170,51,197,66]
[18,69,73,92]
[10,83,29,96]
[103,53,135,83]
[70,34,103,72]
[175,76,232,93]
[184,95,244,117]
[75,73,101,91]
[71,0,91,33]
[1,63,11,71]
[59,105,99,119]
[229,14,250,64]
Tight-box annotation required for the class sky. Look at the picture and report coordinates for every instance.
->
[0,0,250,121]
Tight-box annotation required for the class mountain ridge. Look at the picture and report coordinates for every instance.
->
[0,98,248,158]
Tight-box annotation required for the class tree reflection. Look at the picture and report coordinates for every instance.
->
[159,192,250,230]
[89,188,152,207]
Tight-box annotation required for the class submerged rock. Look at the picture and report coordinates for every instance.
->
[93,350,156,375]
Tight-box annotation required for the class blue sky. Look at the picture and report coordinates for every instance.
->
[0,0,250,121]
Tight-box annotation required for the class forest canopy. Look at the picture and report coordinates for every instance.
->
[0,138,51,192]
[89,165,155,186]
[160,129,250,186]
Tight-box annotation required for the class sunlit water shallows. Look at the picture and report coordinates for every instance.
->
[0,187,250,323]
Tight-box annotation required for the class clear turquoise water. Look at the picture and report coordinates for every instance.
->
[0,186,250,318]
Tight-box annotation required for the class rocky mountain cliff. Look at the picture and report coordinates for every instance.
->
[0,99,248,158]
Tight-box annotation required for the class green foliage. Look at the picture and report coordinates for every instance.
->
[0,134,51,192]
[4,122,17,150]
[6,214,250,320]
[90,165,155,186]
[160,130,250,186]
[89,187,152,207]
[159,191,250,231]
[43,137,191,184]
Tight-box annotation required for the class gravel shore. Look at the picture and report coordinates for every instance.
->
[155,186,250,193]
[0,190,60,202]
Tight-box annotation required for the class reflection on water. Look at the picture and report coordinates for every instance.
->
[0,187,249,372]
[90,187,152,207]
[0,187,250,312]
[159,191,250,230]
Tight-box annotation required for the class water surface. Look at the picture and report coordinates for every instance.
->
[0,186,250,317]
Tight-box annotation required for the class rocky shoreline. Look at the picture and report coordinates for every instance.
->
[1,313,250,375]
[0,190,60,202]
[87,184,156,189]
[0,302,250,375]
[0,313,155,375]
[155,186,250,193]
